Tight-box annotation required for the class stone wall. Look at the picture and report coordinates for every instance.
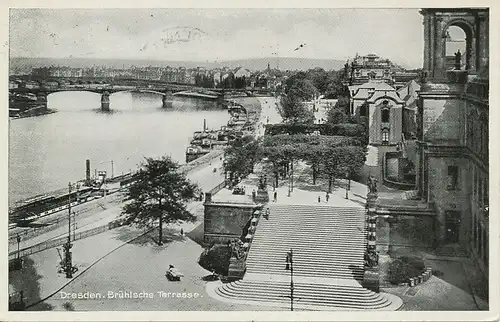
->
[426,156,470,246]
[204,202,257,244]
[421,95,465,145]
[376,215,435,253]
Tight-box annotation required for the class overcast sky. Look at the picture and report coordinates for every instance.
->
[10,8,424,68]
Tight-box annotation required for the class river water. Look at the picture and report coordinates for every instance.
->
[8,91,230,205]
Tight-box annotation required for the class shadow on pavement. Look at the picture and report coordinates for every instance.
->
[113,225,185,248]
[186,222,205,246]
[9,257,54,311]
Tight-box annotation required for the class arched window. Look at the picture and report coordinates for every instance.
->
[444,25,470,70]
[381,109,390,122]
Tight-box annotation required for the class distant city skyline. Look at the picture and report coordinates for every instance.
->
[10,8,424,69]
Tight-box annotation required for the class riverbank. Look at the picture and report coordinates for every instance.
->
[10,108,56,119]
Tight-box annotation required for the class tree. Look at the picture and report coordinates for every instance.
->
[223,135,260,181]
[121,156,199,245]
[320,145,366,193]
[280,94,315,123]
[335,146,366,198]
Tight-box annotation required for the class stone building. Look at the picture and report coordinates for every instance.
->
[349,81,404,145]
[415,8,489,273]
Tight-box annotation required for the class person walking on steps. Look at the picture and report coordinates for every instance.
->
[318,196,321,203]
[273,191,277,202]
[326,192,330,202]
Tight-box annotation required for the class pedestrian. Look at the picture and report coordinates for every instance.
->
[252,189,256,201]
[326,192,330,202]
[318,196,321,203]
[180,228,184,236]
[273,191,277,202]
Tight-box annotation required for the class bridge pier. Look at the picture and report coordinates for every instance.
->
[162,92,173,108]
[101,91,110,112]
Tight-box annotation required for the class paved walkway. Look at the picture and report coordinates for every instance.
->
[255,96,282,137]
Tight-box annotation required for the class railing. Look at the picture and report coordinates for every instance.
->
[8,220,125,261]
[9,193,124,243]
[208,180,227,195]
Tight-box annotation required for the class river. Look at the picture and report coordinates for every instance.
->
[8,91,230,205]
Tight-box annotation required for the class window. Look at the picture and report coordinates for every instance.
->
[382,128,390,144]
[381,108,390,123]
[359,104,367,117]
[447,165,459,190]
[445,211,461,244]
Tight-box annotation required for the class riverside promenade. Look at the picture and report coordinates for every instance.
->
[8,96,278,312]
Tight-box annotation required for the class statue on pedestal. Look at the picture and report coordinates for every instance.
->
[258,175,267,191]
[230,239,246,260]
[367,175,378,194]
[454,50,462,70]
[364,249,379,268]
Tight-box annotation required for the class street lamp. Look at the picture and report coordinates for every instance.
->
[285,248,294,311]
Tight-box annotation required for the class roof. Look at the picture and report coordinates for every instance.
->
[366,90,404,104]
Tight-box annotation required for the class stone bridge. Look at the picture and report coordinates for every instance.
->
[9,82,263,112]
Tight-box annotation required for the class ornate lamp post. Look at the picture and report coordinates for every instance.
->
[285,248,294,311]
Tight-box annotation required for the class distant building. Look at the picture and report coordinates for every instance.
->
[348,53,417,89]
[234,67,251,79]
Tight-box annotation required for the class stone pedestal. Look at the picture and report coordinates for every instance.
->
[254,189,269,203]
[366,192,377,208]
[363,266,380,293]
[227,257,246,281]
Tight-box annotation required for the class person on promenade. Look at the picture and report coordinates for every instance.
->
[326,192,330,202]
[180,228,184,236]
[252,189,256,201]
[318,196,321,203]
[273,191,277,202]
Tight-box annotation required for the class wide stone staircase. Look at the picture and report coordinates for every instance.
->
[210,204,401,310]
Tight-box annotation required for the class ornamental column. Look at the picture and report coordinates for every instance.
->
[363,176,380,293]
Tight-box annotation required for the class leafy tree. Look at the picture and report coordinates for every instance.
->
[288,79,318,101]
[335,146,366,197]
[121,156,199,245]
[280,94,315,124]
[223,135,260,181]
[324,72,349,99]
[320,145,366,192]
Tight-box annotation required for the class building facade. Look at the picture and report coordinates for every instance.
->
[349,81,404,145]
[416,8,489,274]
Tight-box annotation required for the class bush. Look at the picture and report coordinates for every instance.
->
[198,243,232,276]
[388,256,425,285]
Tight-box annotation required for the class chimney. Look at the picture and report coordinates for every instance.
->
[86,159,91,183]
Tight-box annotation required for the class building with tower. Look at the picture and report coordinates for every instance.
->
[415,8,489,274]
